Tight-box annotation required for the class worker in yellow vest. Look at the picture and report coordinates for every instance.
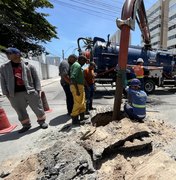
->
[133,58,144,90]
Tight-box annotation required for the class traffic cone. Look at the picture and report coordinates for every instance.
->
[41,91,52,112]
[0,108,17,134]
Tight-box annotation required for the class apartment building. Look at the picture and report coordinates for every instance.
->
[147,0,176,53]
[110,30,131,45]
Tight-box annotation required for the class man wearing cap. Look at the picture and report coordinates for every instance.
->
[59,54,77,115]
[124,78,147,122]
[133,58,144,90]
[0,47,48,133]
[70,55,89,125]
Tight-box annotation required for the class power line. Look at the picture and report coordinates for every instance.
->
[52,0,176,27]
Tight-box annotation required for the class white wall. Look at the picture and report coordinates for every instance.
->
[0,53,59,94]
[48,64,59,78]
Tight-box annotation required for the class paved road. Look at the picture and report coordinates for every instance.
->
[1,79,176,166]
[148,87,176,127]
[0,78,114,166]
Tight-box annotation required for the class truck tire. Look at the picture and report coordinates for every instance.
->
[144,79,155,94]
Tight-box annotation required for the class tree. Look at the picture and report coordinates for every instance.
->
[0,0,58,56]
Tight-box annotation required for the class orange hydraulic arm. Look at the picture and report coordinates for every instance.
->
[112,0,151,120]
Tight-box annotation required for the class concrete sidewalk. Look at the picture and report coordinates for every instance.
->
[41,76,60,87]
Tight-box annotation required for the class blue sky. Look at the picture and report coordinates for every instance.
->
[41,0,158,58]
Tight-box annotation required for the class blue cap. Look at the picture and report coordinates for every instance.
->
[5,47,21,55]
[130,78,141,87]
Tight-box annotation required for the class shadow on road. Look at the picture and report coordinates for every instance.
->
[152,88,176,96]
[0,114,70,142]
[0,126,40,142]
[94,89,115,99]
[49,114,70,126]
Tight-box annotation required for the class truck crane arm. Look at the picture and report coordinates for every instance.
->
[113,0,151,120]
[116,0,151,48]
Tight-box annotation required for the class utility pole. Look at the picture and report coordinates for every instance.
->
[112,25,130,120]
[62,49,64,60]
[112,0,131,121]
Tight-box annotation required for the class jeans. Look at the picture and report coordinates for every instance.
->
[61,83,73,114]
[85,84,94,111]
[124,103,145,121]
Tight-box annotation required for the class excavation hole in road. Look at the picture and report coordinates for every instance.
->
[91,111,124,127]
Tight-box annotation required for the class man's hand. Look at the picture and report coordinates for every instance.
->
[38,90,42,97]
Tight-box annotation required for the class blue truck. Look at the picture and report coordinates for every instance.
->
[78,36,176,94]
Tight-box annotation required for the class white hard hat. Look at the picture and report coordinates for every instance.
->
[137,58,144,63]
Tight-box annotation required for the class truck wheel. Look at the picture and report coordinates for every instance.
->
[144,80,155,94]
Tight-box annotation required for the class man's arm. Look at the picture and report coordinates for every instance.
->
[0,66,9,96]
[126,87,132,105]
[59,62,71,84]
[29,64,41,91]
[83,69,89,88]
[63,75,71,84]
[70,64,80,96]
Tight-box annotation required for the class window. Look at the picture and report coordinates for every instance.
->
[169,14,176,21]
[169,24,176,31]
[148,7,161,18]
[150,24,161,32]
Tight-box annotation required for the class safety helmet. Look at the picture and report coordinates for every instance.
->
[130,78,141,87]
[137,58,144,63]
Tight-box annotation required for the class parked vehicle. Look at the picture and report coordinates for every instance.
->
[77,37,176,94]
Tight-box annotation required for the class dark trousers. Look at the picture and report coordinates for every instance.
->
[85,84,94,111]
[61,84,73,114]
[124,103,145,121]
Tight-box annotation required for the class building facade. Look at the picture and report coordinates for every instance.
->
[147,0,176,53]
[110,30,131,45]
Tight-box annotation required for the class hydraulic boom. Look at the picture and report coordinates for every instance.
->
[112,0,151,120]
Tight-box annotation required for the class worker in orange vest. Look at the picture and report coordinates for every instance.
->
[133,58,144,90]
[84,62,96,114]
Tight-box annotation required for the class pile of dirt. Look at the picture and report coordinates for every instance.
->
[2,113,176,180]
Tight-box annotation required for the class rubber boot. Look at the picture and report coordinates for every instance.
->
[79,112,89,121]
[71,116,80,125]
[37,120,48,129]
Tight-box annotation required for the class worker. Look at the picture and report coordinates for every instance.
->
[70,55,89,125]
[0,47,48,133]
[59,54,77,115]
[84,62,96,114]
[133,58,144,90]
[124,78,147,122]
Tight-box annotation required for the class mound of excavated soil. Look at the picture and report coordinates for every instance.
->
[2,113,176,180]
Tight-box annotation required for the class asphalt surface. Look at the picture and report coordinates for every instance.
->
[147,87,176,127]
[1,78,176,166]
[0,77,114,165]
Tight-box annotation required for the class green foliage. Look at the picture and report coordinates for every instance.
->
[0,0,58,56]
